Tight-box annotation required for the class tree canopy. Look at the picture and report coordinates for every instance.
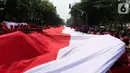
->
[68,0,130,30]
[0,0,64,26]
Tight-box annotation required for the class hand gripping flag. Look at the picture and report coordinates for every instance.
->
[0,26,125,73]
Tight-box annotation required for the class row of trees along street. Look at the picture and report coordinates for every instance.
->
[67,0,130,31]
[0,0,65,26]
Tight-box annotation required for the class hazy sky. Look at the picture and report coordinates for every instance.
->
[49,0,80,21]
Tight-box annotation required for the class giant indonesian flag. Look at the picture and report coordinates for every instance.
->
[0,26,125,73]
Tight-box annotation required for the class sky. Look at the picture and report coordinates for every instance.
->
[49,0,81,21]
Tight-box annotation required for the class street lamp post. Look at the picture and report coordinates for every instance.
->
[69,4,88,25]
[73,7,87,25]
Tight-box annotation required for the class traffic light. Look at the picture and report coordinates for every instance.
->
[81,12,84,16]
[81,12,86,19]
[69,4,71,9]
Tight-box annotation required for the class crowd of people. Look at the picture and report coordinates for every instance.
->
[0,24,129,46]
[71,26,130,46]
[0,23,44,35]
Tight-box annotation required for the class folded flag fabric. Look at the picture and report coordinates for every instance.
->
[0,26,125,73]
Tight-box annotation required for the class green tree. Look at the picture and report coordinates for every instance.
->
[0,0,64,26]
[69,0,130,30]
